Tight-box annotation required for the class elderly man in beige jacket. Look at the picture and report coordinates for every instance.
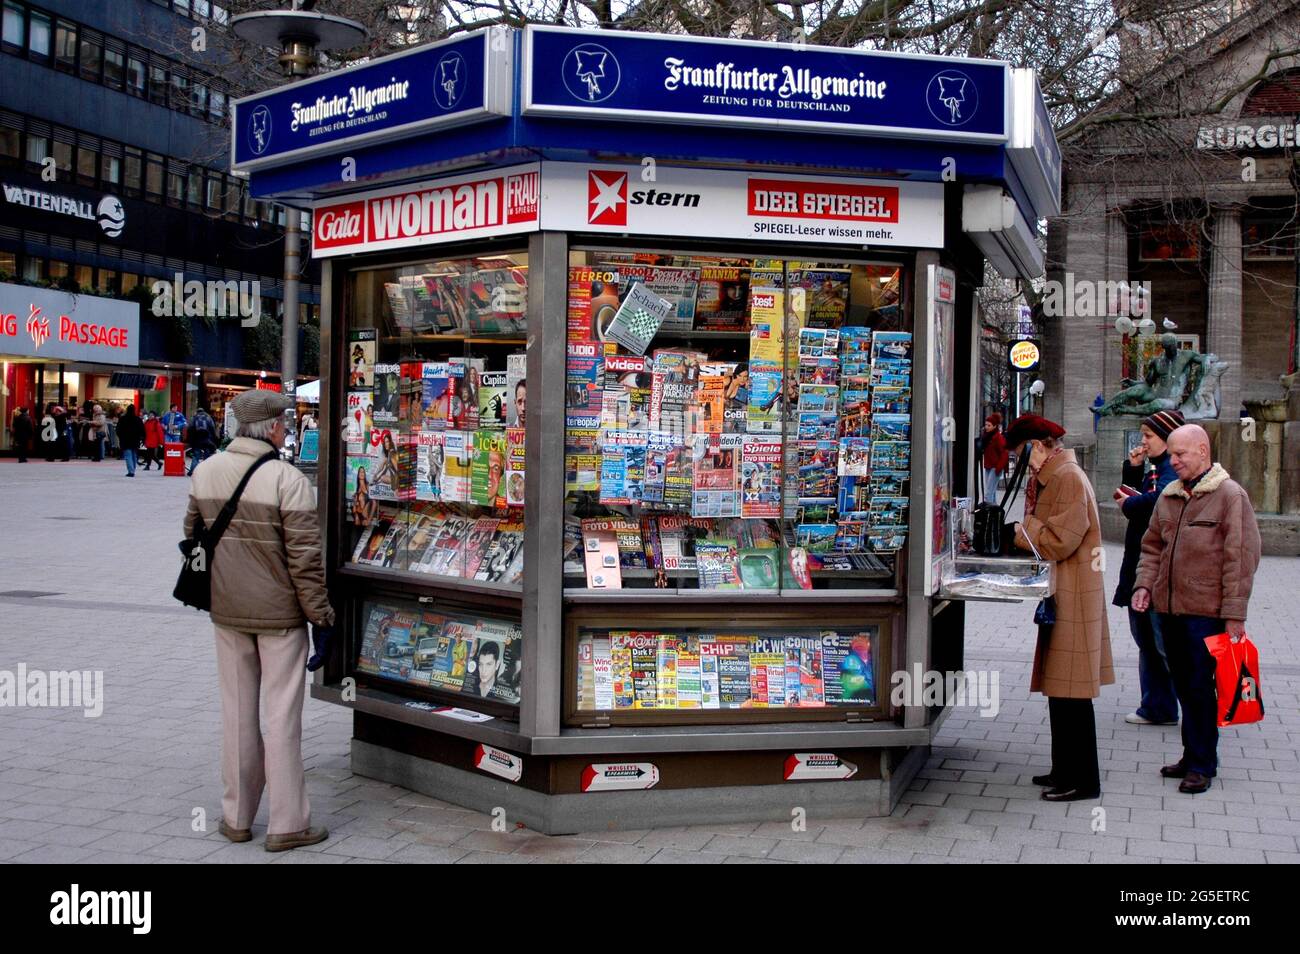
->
[184,389,335,851]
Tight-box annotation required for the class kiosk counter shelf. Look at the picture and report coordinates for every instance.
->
[236,23,1062,831]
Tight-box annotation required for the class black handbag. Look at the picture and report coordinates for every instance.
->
[173,451,277,611]
[972,450,1030,556]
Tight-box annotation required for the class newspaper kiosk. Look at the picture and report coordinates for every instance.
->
[233,25,1061,832]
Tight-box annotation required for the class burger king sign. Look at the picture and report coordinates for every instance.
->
[1008,338,1041,372]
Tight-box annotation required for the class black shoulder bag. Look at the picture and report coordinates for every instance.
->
[972,449,1031,557]
[174,451,278,611]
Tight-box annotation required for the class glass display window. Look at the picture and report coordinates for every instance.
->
[342,251,528,590]
[562,248,908,594]
[354,594,523,709]
[566,607,890,725]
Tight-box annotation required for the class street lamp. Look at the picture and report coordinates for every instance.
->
[231,1,366,454]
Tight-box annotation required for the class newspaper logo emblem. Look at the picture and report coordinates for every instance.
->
[26,304,50,351]
[926,71,977,126]
[249,105,272,155]
[563,43,620,103]
[434,52,465,110]
[587,169,628,226]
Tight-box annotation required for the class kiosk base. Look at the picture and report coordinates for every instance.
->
[350,736,928,835]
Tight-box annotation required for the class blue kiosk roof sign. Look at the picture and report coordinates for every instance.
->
[523,26,1008,143]
[232,27,513,173]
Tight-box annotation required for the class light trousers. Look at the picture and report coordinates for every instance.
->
[213,624,311,834]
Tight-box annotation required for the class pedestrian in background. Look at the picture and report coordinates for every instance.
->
[1005,414,1113,802]
[1113,409,1182,727]
[976,412,1008,503]
[185,389,334,851]
[89,404,107,462]
[143,411,165,470]
[161,403,187,443]
[11,406,33,463]
[1132,424,1262,794]
[187,406,217,475]
[116,405,144,477]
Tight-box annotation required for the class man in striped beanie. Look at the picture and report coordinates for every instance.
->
[1112,408,1184,726]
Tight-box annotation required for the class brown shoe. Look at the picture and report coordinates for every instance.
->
[219,819,252,843]
[1178,771,1211,794]
[1160,760,1188,778]
[264,826,329,852]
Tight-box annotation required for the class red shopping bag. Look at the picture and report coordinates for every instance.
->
[1203,632,1264,727]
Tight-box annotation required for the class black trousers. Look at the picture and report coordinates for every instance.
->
[1048,696,1100,793]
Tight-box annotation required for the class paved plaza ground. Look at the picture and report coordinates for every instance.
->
[0,459,1296,863]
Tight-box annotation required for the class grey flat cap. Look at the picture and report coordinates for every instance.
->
[230,388,293,425]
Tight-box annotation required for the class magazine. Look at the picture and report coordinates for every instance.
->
[601,354,652,431]
[565,341,604,426]
[695,265,750,330]
[592,634,614,710]
[351,505,399,565]
[713,637,752,709]
[477,371,508,429]
[695,539,741,589]
[420,362,463,430]
[739,436,782,519]
[568,265,622,342]
[356,603,420,681]
[461,517,501,579]
[462,619,522,704]
[474,521,524,583]
[676,639,701,709]
[750,637,788,707]
[606,280,675,356]
[504,427,525,507]
[422,513,473,576]
[564,427,601,493]
[690,433,742,518]
[470,430,508,507]
[821,630,876,706]
[613,264,701,334]
[347,329,377,389]
[372,364,401,425]
[599,429,649,506]
[344,389,370,453]
[699,640,721,709]
[697,361,748,433]
[464,264,528,334]
[799,269,851,328]
[506,353,526,427]
[439,430,472,503]
[655,635,680,710]
[737,548,780,589]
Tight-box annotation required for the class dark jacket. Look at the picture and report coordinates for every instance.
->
[1113,451,1178,607]
[12,412,33,446]
[1135,463,1262,621]
[187,411,217,451]
[116,411,144,451]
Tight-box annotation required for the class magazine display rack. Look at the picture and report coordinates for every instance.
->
[233,23,1061,830]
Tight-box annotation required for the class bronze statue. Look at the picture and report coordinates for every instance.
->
[1093,333,1224,420]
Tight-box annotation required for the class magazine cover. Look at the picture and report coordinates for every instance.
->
[461,517,501,579]
[599,429,648,506]
[695,539,741,589]
[692,372,728,435]
[461,620,522,704]
[477,371,508,429]
[416,513,469,576]
[464,264,527,334]
[506,352,526,427]
[366,429,398,502]
[448,359,482,430]
[696,361,749,433]
[601,354,653,431]
[423,622,472,693]
[505,427,525,507]
[564,426,601,493]
[415,430,445,502]
[737,548,780,589]
[356,604,419,681]
[799,269,851,328]
[568,265,622,342]
[750,637,788,707]
[641,431,676,506]
[690,433,742,518]
[393,432,418,502]
[420,362,461,430]
[344,389,370,453]
[581,519,623,589]
[821,630,876,705]
[609,632,636,709]
[592,634,614,711]
[470,430,508,507]
[418,271,466,333]
[713,637,753,708]
[786,548,813,590]
[780,635,824,706]
[404,507,446,570]
[347,329,377,389]
[648,348,704,433]
[439,430,472,503]
[676,639,702,709]
[613,264,701,334]
[655,515,711,572]
[399,362,424,431]
[739,436,782,519]
[474,521,524,583]
[695,265,750,330]
[617,631,659,709]
[605,279,675,356]
[565,341,604,427]
[699,640,721,709]
[746,363,783,434]
[655,634,680,710]
[372,363,401,425]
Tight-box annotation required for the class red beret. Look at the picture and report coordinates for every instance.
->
[1004,413,1065,448]
[986,412,1001,427]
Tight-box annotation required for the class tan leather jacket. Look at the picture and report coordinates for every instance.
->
[184,437,334,633]
[1134,463,1261,621]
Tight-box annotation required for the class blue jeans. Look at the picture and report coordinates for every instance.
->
[983,467,1001,503]
[188,447,208,475]
[1128,608,1179,723]
[1158,614,1224,777]
[124,448,138,476]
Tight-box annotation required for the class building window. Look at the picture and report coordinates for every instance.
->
[1242,214,1297,261]
[149,64,168,104]
[96,269,117,293]
[22,257,42,281]
[145,153,164,197]
[2,2,23,49]
[0,125,18,160]
[121,272,139,294]
[74,264,92,288]
[24,132,47,164]
[124,147,142,193]
[170,70,188,110]
[1138,222,1201,262]
[104,47,125,89]
[224,176,241,215]
[126,54,145,96]
[205,175,221,209]
[101,153,121,185]
[190,82,207,118]
[78,34,102,81]
[187,167,201,205]
[209,88,226,123]
[167,163,185,204]
[51,139,72,172]
[76,145,96,182]
[27,9,48,58]
[48,260,69,280]
[0,250,16,275]
[54,19,75,72]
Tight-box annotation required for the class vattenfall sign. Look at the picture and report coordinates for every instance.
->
[231,27,513,172]
[523,25,1009,143]
[0,283,140,365]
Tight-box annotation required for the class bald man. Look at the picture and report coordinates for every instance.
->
[1132,424,1260,795]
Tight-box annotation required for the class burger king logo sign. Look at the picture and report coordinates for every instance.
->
[1008,339,1041,372]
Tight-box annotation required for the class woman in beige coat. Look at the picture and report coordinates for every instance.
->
[1005,414,1114,802]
